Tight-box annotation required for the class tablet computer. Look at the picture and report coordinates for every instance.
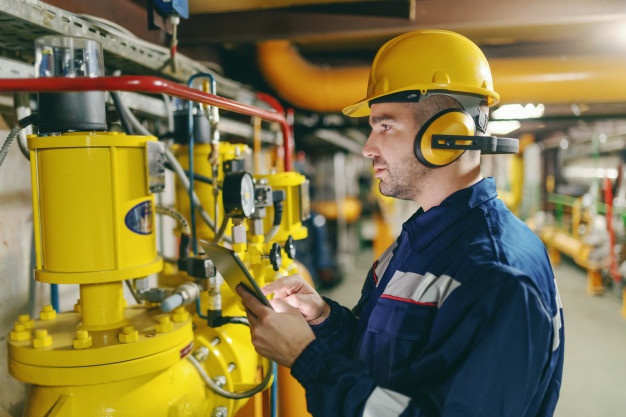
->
[199,240,273,309]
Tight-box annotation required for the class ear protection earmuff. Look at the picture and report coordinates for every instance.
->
[414,108,520,168]
[415,109,475,167]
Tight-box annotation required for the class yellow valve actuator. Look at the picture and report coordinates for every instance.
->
[28,131,163,284]
[173,142,250,240]
[257,171,310,242]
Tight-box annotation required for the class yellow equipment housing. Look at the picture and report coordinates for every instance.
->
[256,171,309,242]
[29,131,163,284]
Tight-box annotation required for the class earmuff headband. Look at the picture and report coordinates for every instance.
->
[431,134,519,154]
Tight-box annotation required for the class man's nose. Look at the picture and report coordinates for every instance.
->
[362,133,378,158]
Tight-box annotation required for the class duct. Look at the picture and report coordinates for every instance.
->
[257,40,626,112]
[257,41,369,113]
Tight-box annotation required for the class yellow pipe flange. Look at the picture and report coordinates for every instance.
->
[9,306,193,386]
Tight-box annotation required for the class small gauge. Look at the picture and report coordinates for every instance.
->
[223,172,256,218]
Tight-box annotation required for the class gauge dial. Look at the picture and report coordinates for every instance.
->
[223,171,256,218]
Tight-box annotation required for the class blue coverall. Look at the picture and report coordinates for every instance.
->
[291,177,564,417]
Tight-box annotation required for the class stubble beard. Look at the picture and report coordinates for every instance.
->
[376,154,432,201]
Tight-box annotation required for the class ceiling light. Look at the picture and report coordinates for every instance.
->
[486,120,521,135]
[491,103,545,120]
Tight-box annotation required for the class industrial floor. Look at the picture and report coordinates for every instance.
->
[320,249,626,417]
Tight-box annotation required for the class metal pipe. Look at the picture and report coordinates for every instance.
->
[0,76,293,170]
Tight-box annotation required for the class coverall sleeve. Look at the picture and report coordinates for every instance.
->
[291,277,557,417]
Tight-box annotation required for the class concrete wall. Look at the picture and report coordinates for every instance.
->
[0,127,31,416]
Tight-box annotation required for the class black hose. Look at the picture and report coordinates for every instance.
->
[272,190,286,226]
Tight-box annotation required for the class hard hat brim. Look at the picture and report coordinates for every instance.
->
[342,86,500,118]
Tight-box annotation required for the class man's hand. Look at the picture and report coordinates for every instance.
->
[262,274,331,325]
[237,284,316,368]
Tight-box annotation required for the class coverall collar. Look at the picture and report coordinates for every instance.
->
[403,177,499,253]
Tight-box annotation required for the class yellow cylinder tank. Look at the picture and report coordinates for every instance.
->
[28,131,163,284]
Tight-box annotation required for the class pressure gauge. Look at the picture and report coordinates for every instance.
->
[223,172,256,218]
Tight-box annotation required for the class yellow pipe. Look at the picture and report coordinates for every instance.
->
[258,40,626,111]
[79,282,126,330]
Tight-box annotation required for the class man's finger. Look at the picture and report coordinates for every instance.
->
[262,274,305,296]
[236,284,267,317]
[269,297,297,314]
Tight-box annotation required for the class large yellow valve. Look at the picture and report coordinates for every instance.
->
[29,131,163,284]
[7,130,215,416]
[7,34,312,417]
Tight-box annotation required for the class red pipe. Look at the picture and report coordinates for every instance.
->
[256,91,295,171]
[0,76,292,170]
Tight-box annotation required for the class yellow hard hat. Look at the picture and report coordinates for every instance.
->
[342,29,499,117]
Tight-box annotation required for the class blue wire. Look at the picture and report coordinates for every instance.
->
[186,72,217,255]
[195,297,208,320]
[50,283,59,312]
[271,361,278,417]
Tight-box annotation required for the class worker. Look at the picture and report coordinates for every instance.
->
[237,29,564,417]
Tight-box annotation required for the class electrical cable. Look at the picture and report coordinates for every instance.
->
[50,284,59,313]
[187,351,274,400]
[124,279,142,304]
[212,215,230,244]
[163,161,214,185]
[156,206,191,235]
[221,316,250,326]
[110,91,134,134]
[186,72,220,255]
[161,93,175,133]
[164,146,226,240]
[109,88,229,242]
[14,94,32,161]
[265,191,285,242]
[0,114,37,168]
[195,297,209,320]
[271,361,278,417]
[125,205,191,306]
[155,205,193,259]
[17,130,30,161]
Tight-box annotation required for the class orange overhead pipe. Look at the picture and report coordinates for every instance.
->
[257,41,369,113]
[258,40,626,111]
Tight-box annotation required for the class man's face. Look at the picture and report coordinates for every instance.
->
[363,102,434,202]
